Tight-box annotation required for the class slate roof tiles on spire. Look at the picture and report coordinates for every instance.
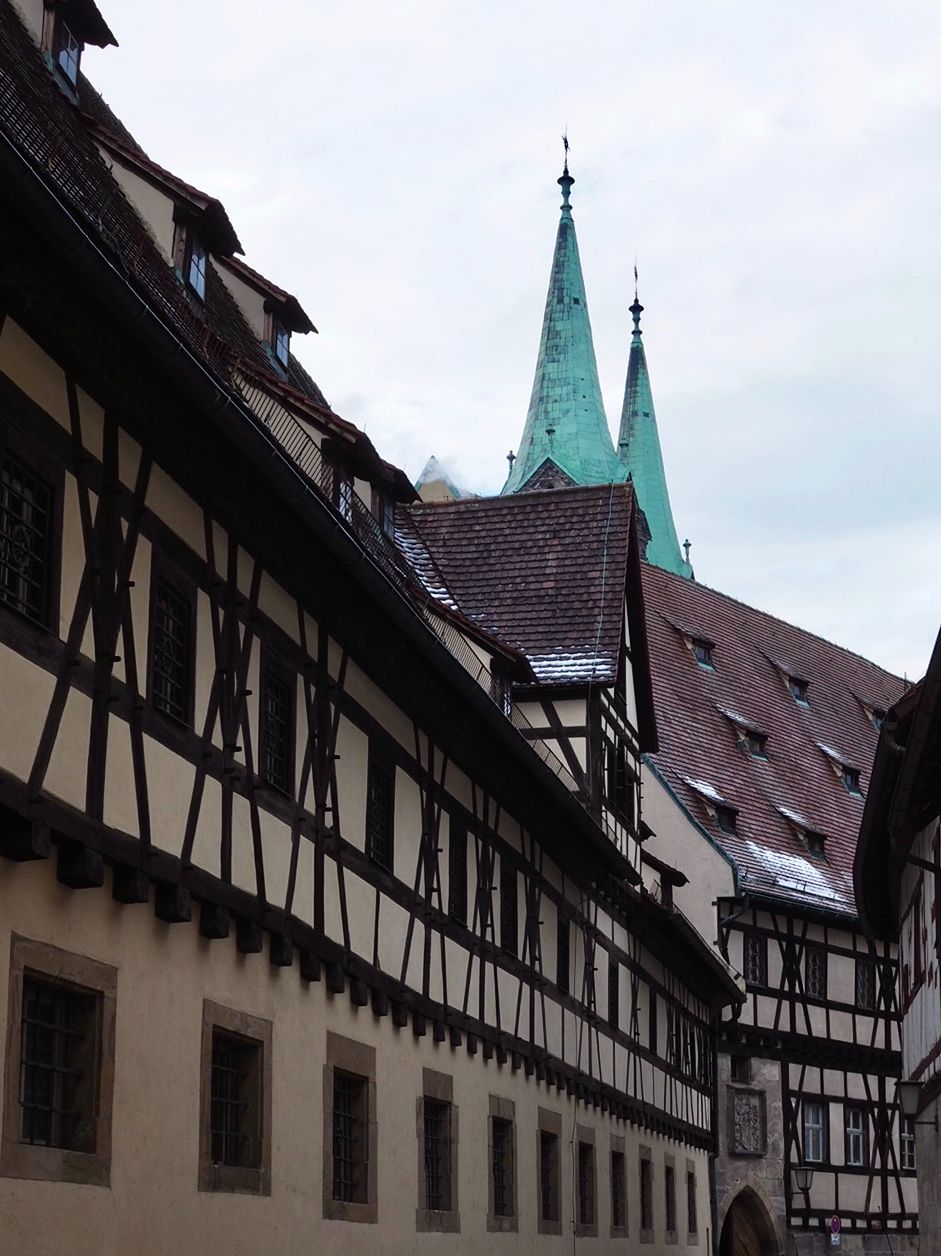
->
[502,160,625,494]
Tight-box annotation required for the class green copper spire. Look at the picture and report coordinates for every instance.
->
[617,290,693,577]
[502,158,626,494]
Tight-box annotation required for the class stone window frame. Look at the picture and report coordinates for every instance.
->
[323,1031,378,1223]
[536,1106,563,1236]
[487,1094,518,1233]
[2,935,116,1187]
[609,1132,628,1238]
[663,1151,678,1245]
[416,1067,460,1233]
[685,1157,699,1245]
[574,1122,598,1238]
[727,1085,768,1157]
[198,999,272,1196]
[639,1143,655,1244]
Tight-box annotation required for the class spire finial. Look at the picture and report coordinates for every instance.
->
[507,449,516,470]
[630,264,643,339]
[683,538,692,564]
[558,131,574,213]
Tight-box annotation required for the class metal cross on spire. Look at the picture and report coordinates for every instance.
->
[562,130,570,176]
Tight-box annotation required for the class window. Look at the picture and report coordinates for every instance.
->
[423,1099,452,1211]
[803,1100,827,1163]
[323,1033,376,1223]
[272,320,290,368]
[2,937,116,1186]
[607,742,635,827]
[56,20,81,84]
[0,451,53,626]
[491,669,513,717]
[743,932,768,987]
[260,661,294,794]
[743,730,767,758]
[151,575,193,724]
[577,1140,596,1230]
[716,805,737,835]
[186,235,207,300]
[556,913,570,994]
[608,956,620,1030]
[901,1117,916,1171]
[199,1001,271,1195]
[687,1168,698,1235]
[335,473,354,522]
[648,991,658,1052]
[447,820,467,925]
[804,831,827,860]
[843,767,863,797]
[333,1071,367,1202]
[871,707,886,731]
[805,945,827,999]
[855,957,876,1010]
[640,1154,654,1233]
[692,638,714,669]
[537,1110,562,1235]
[730,1055,751,1084]
[664,1161,677,1233]
[844,1105,868,1167]
[500,863,518,957]
[789,676,810,706]
[611,1148,627,1231]
[488,1098,517,1230]
[366,756,394,872]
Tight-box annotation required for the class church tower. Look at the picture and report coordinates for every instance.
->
[617,290,693,578]
[502,159,625,494]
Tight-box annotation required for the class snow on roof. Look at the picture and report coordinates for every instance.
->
[683,777,726,805]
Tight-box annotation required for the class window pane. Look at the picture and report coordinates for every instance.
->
[332,1071,367,1202]
[0,453,52,625]
[261,666,293,792]
[20,977,98,1152]
[210,1030,262,1169]
[423,1098,451,1211]
[491,1117,513,1216]
[152,578,192,722]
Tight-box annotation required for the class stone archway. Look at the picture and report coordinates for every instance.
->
[719,1186,782,1256]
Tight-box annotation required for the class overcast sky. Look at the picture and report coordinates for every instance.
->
[85,2,941,678]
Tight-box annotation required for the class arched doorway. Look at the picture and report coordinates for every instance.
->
[719,1187,781,1256]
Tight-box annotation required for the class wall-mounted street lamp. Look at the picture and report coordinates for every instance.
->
[792,1165,814,1194]
[896,1079,939,1131]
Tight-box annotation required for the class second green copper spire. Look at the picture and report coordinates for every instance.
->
[502,162,625,494]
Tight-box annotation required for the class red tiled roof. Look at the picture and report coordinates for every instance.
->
[641,563,907,916]
[404,485,636,687]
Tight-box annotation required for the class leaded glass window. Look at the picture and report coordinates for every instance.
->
[151,577,192,723]
[0,452,52,625]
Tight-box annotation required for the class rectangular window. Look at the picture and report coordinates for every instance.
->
[19,976,99,1152]
[611,1149,626,1229]
[577,1141,595,1227]
[844,1105,868,1167]
[260,662,294,794]
[333,1071,367,1203]
[539,1129,559,1223]
[151,576,193,724]
[422,1098,452,1212]
[448,820,467,925]
[648,991,658,1053]
[187,236,207,300]
[491,1116,513,1217]
[273,321,290,368]
[0,452,53,626]
[665,1162,677,1233]
[500,864,518,957]
[210,1030,263,1170]
[56,20,81,84]
[805,945,827,999]
[730,1055,751,1084]
[366,756,394,872]
[743,931,768,987]
[608,956,620,1030]
[855,957,876,1010]
[687,1169,698,1235]
[803,1100,827,1163]
[2,937,117,1186]
[335,473,354,522]
[901,1117,916,1171]
[556,914,570,994]
[199,1000,271,1195]
[640,1155,653,1231]
[607,742,635,827]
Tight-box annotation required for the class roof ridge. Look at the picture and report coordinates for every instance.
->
[645,562,904,684]
[410,482,634,512]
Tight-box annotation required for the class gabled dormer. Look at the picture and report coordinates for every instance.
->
[40,0,116,97]
[217,256,316,376]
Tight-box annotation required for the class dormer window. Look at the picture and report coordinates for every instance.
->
[843,767,863,797]
[186,236,207,301]
[804,832,827,860]
[716,806,737,836]
[743,731,767,759]
[273,320,290,368]
[788,676,809,706]
[56,20,81,84]
[692,639,714,670]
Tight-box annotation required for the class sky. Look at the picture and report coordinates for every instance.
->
[84,2,941,678]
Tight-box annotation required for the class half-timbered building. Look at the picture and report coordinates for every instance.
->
[0,0,743,1251]
[857,627,941,1254]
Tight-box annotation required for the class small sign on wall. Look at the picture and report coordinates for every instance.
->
[829,1215,842,1247]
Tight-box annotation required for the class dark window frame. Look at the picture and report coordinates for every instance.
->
[500,861,518,957]
[804,944,828,1000]
[743,931,768,987]
[487,1095,517,1232]
[447,819,468,925]
[608,955,620,1030]
[610,1141,627,1235]
[0,422,63,634]
[416,1068,459,1232]
[259,648,295,795]
[686,1161,699,1238]
[639,1148,654,1239]
[148,555,196,728]
[198,1000,271,1195]
[575,1129,598,1237]
[664,1157,677,1235]
[365,751,395,873]
[1,935,116,1187]
[691,638,715,669]
[855,956,877,1010]
[536,1109,562,1234]
[323,1032,377,1224]
[556,912,570,994]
